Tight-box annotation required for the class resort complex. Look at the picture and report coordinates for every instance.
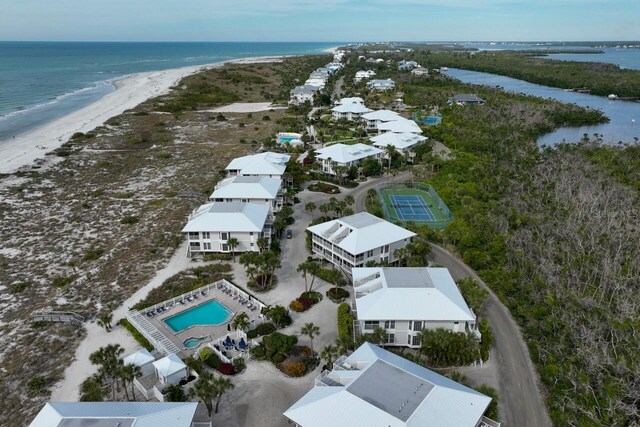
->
[18,46,508,427]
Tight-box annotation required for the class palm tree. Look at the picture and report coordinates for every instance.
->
[97,312,113,332]
[385,144,395,171]
[297,260,320,292]
[318,203,331,217]
[301,322,321,354]
[334,335,353,355]
[89,344,124,400]
[212,375,235,414]
[344,195,355,206]
[304,201,317,216]
[320,344,338,369]
[366,326,388,346]
[231,312,250,332]
[227,237,239,262]
[120,363,142,401]
[189,371,216,417]
[256,236,269,253]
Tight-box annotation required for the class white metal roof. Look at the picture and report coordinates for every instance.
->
[307,212,415,255]
[367,78,396,87]
[123,348,155,367]
[152,353,187,377]
[29,402,198,427]
[378,118,423,134]
[210,176,281,200]
[336,97,365,105]
[182,202,269,233]
[371,132,428,150]
[361,110,401,122]
[331,103,372,114]
[225,151,290,176]
[353,267,476,321]
[290,85,318,95]
[315,143,383,164]
[284,343,491,427]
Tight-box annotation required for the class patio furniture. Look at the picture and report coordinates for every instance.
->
[238,338,248,351]
[193,293,199,299]
[201,290,207,296]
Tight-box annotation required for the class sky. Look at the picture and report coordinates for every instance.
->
[0,0,639,42]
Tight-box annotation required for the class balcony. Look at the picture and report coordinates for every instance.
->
[477,416,501,427]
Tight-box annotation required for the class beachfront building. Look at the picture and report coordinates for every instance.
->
[331,98,372,121]
[29,402,200,427]
[315,143,383,176]
[411,67,430,76]
[305,77,327,89]
[283,342,498,427]
[153,353,188,386]
[354,70,376,83]
[449,94,486,105]
[225,151,290,180]
[307,212,416,272]
[378,117,423,135]
[290,85,319,106]
[352,267,480,348]
[398,60,419,70]
[182,202,271,256]
[361,109,401,131]
[367,78,396,91]
[371,132,427,154]
[210,175,284,216]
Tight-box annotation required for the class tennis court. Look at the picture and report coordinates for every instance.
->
[390,195,436,221]
[374,182,454,229]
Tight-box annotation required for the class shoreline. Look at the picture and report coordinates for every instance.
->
[0,55,287,175]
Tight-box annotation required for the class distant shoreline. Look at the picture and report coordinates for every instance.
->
[0,55,298,174]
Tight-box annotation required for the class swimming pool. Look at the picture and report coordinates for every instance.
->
[163,300,232,333]
[183,337,206,349]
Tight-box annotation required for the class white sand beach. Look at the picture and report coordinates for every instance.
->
[0,56,284,175]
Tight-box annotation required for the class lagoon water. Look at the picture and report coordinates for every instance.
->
[445,68,640,145]
[0,42,339,140]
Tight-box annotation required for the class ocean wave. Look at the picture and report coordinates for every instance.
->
[0,81,115,122]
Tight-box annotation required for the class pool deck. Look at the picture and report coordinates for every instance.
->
[146,286,263,355]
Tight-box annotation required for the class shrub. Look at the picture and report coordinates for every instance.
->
[27,376,48,397]
[289,299,305,312]
[337,303,354,340]
[10,282,29,294]
[281,360,307,377]
[202,253,232,261]
[301,291,323,303]
[246,329,258,339]
[120,318,154,351]
[255,322,276,336]
[271,352,286,364]
[204,352,222,369]
[82,248,104,262]
[120,215,139,225]
[217,362,235,375]
[199,346,214,361]
[51,274,78,288]
[327,287,350,303]
[184,355,204,376]
[250,346,266,359]
[479,319,494,361]
[232,357,246,373]
[263,332,298,357]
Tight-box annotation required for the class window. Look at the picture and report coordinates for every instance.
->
[202,232,210,239]
[203,243,211,250]
[366,250,374,257]
[383,245,390,253]
[384,321,395,330]
[250,243,254,247]
[387,333,395,344]
[189,242,200,249]
[220,232,229,240]
[188,232,199,240]
[412,336,420,346]
[250,232,254,236]
[407,334,412,345]
[364,321,378,331]
[413,321,423,331]
[408,321,412,330]
[222,244,229,252]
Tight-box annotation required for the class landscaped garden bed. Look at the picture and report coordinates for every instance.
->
[307,182,340,194]
[289,291,323,312]
[249,332,318,377]
[326,287,350,303]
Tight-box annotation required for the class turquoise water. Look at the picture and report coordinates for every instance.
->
[280,136,296,143]
[0,41,341,140]
[164,300,232,333]
[183,337,206,349]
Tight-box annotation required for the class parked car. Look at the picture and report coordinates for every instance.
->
[286,229,293,239]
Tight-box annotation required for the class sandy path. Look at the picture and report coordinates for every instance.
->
[50,241,195,401]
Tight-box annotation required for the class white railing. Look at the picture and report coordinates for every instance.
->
[478,416,501,427]
[133,378,155,400]
[126,311,180,356]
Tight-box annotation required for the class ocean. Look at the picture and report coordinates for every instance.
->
[0,42,340,141]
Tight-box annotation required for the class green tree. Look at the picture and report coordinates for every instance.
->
[89,344,124,400]
[256,236,270,253]
[297,259,321,292]
[384,144,396,170]
[96,312,113,332]
[300,322,321,353]
[189,371,216,417]
[165,384,187,402]
[304,201,317,216]
[79,374,107,402]
[365,326,388,346]
[320,344,339,369]
[344,195,355,206]
[212,375,235,414]
[227,237,239,262]
[120,363,142,401]
[231,312,250,332]
[264,305,292,328]
[457,277,488,314]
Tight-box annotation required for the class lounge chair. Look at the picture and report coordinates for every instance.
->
[201,290,207,296]
[186,296,192,302]
[193,293,199,299]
